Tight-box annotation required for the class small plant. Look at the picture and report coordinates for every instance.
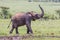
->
[0,6,12,19]
[55,10,60,18]
[51,33,54,35]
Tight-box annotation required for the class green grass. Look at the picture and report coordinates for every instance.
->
[0,19,60,40]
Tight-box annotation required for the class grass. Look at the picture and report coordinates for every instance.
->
[0,19,60,40]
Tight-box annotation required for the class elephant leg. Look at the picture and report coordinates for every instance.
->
[27,26,33,34]
[15,27,19,34]
[10,25,14,34]
[29,27,33,34]
[27,27,29,34]
[26,17,33,34]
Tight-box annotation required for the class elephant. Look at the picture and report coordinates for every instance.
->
[8,5,44,34]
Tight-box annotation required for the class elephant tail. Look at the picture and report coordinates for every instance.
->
[7,20,11,28]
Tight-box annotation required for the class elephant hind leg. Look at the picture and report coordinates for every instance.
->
[10,24,15,34]
[15,27,19,34]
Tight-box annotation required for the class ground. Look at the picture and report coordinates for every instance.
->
[0,19,60,40]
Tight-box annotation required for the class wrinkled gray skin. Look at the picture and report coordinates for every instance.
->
[8,5,44,34]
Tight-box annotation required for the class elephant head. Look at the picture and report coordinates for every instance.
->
[28,5,44,21]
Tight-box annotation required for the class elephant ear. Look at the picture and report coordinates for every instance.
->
[30,11,35,17]
[26,11,36,21]
[30,11,36,21]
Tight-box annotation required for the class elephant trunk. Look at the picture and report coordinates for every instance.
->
[39,5,44,18]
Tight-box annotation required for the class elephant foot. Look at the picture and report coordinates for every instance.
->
[16,32,19,34]
[27,32,33,34]
[27,30,33,34]
[30,30,33,34]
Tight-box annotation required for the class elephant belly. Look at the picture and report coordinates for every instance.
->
[17,20,25,26]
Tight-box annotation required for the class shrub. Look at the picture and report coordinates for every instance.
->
[0,6,12,19]
[43,11,59,20]
[55,10,60,18]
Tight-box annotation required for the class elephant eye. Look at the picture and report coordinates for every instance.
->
[35,14,38,17]
[35,14,40,19]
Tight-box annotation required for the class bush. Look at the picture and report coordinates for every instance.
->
[43,11,59,20]
[55,10,60,18]
[0,6,12,19]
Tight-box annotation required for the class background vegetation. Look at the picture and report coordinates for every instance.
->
[0,1,60,19]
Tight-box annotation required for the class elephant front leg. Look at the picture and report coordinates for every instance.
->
[26,21,33,34]
[27,27,33,34]
[26,17,33,34]
[27,27,29,34]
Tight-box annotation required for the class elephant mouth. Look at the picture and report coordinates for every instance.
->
[32,16,36,21]
[32,19,35,21]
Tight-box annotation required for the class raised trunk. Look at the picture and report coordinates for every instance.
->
[39,5,44,18]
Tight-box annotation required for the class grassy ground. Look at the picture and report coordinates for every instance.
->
[0,19,60,35]
[0,19,60,40]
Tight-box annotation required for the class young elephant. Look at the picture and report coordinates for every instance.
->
[8,5,44,34]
